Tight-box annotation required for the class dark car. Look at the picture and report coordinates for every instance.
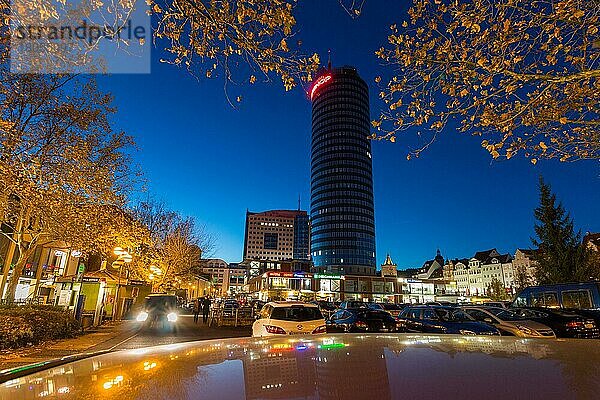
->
[512,282,600,327]
[511,307,600,339]
[223,299,240,308]
[326,309,398,333]
[512,282,600,310]
[377,303,404,314]
[136,294,179,330]
[339,301,383,311]
[483,301,511,309]
[397,306,500,335]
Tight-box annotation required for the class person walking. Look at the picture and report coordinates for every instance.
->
[202,297,211,324]
[193,298,201,324]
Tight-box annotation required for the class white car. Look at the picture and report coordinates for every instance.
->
[252,301,327,337]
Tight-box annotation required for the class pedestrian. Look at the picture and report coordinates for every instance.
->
[202,296,211,324]
[193,298,201,324]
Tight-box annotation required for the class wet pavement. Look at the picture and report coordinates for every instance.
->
[0,315,250,371]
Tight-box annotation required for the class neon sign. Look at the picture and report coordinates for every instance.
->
[310,74,332,100]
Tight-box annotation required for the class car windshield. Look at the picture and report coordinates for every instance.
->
[486,308,524,321]
[144,296,177,310]
[433,308,471,322]
[270,306,323,322]
[357,310,392,320]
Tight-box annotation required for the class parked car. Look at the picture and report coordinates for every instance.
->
[396,306,500,335]
[378,303,405,312]
[136,294,179,330]
[426,301,455,306]
[252,302,326,337]
[326,309,398,333]
[223,299,240,308]
[482,301,511,309]
[338,301,383,311]
[511,307,600,339]
[512,282,600,326]
[461,306,555,338]
[512,282,600,310]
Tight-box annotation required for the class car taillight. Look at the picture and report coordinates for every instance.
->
[312,325,327,334]
[265,325,287,334]
[566,321,584,328]
[355,321,368,329]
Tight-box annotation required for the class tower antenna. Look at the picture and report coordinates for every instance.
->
[298,194,301,210]
[327,49,332,70]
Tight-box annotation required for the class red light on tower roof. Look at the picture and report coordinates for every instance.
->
[310,74,332,100]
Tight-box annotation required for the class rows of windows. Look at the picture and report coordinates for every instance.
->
[312,99,370,121]
[312,135,370,154]
[312,166,371,182]
[313,117,369,132]
[311,182,373,198]
[311,229,375,240]
[312,151,373,166]
[312,148,371,164]
[313,87,368,106]
[311,231,375,241]
[312,256,375,267]
[311,159,372,177]
[312,174,373,189]
[312,206,374,217]
[312,107,369,127]
[311,222,375,232]
[312,126,370,143]
[312,240,375,254]
[310,185,373,203]
[311,196,374,211]
[312,214,374,227]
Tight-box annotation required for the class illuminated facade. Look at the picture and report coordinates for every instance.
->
[310,66,376,276]
[243,210,310,262]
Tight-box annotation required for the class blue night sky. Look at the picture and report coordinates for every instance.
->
[97,1,600,269]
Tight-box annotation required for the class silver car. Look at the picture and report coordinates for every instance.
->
[462,306,556,338]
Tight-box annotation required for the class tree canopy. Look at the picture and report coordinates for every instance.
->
[372,0,599,162]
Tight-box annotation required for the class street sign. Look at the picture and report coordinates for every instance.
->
[128,279,146,286]
[82,276,100,283]
[77,264,85,274]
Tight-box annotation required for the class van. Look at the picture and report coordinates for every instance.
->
[512,282,600,310]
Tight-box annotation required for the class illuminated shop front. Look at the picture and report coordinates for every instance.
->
[246,272,461,304]
[249,271,315,301]
[314,273,343,301]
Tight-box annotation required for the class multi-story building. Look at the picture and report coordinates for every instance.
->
[242,209,311,279]
[200,258,247,296]
[310,65,376,276]
[452,259,470,295]
[415,249,445,280]
[513,249,538,288]
[380,254,398,277]
[480,250,514,294]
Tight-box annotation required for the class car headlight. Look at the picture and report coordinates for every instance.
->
[136,312,148,322]
[459,329,476,335]
[167,312,178,322]
[516,325,538,336]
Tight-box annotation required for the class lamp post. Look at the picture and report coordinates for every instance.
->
[112,247,132,321]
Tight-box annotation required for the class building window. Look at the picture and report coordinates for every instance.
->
[264,233,278,249]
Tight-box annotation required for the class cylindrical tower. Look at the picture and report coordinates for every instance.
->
[310,66,376,276]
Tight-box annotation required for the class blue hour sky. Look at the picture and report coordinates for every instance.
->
[97,1,600,269]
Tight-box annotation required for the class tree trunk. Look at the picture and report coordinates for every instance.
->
[4,246,36,303]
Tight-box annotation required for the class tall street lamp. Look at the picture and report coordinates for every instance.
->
[112,247,132,320]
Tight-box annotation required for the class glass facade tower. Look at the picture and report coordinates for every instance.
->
[310,66,376,275]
